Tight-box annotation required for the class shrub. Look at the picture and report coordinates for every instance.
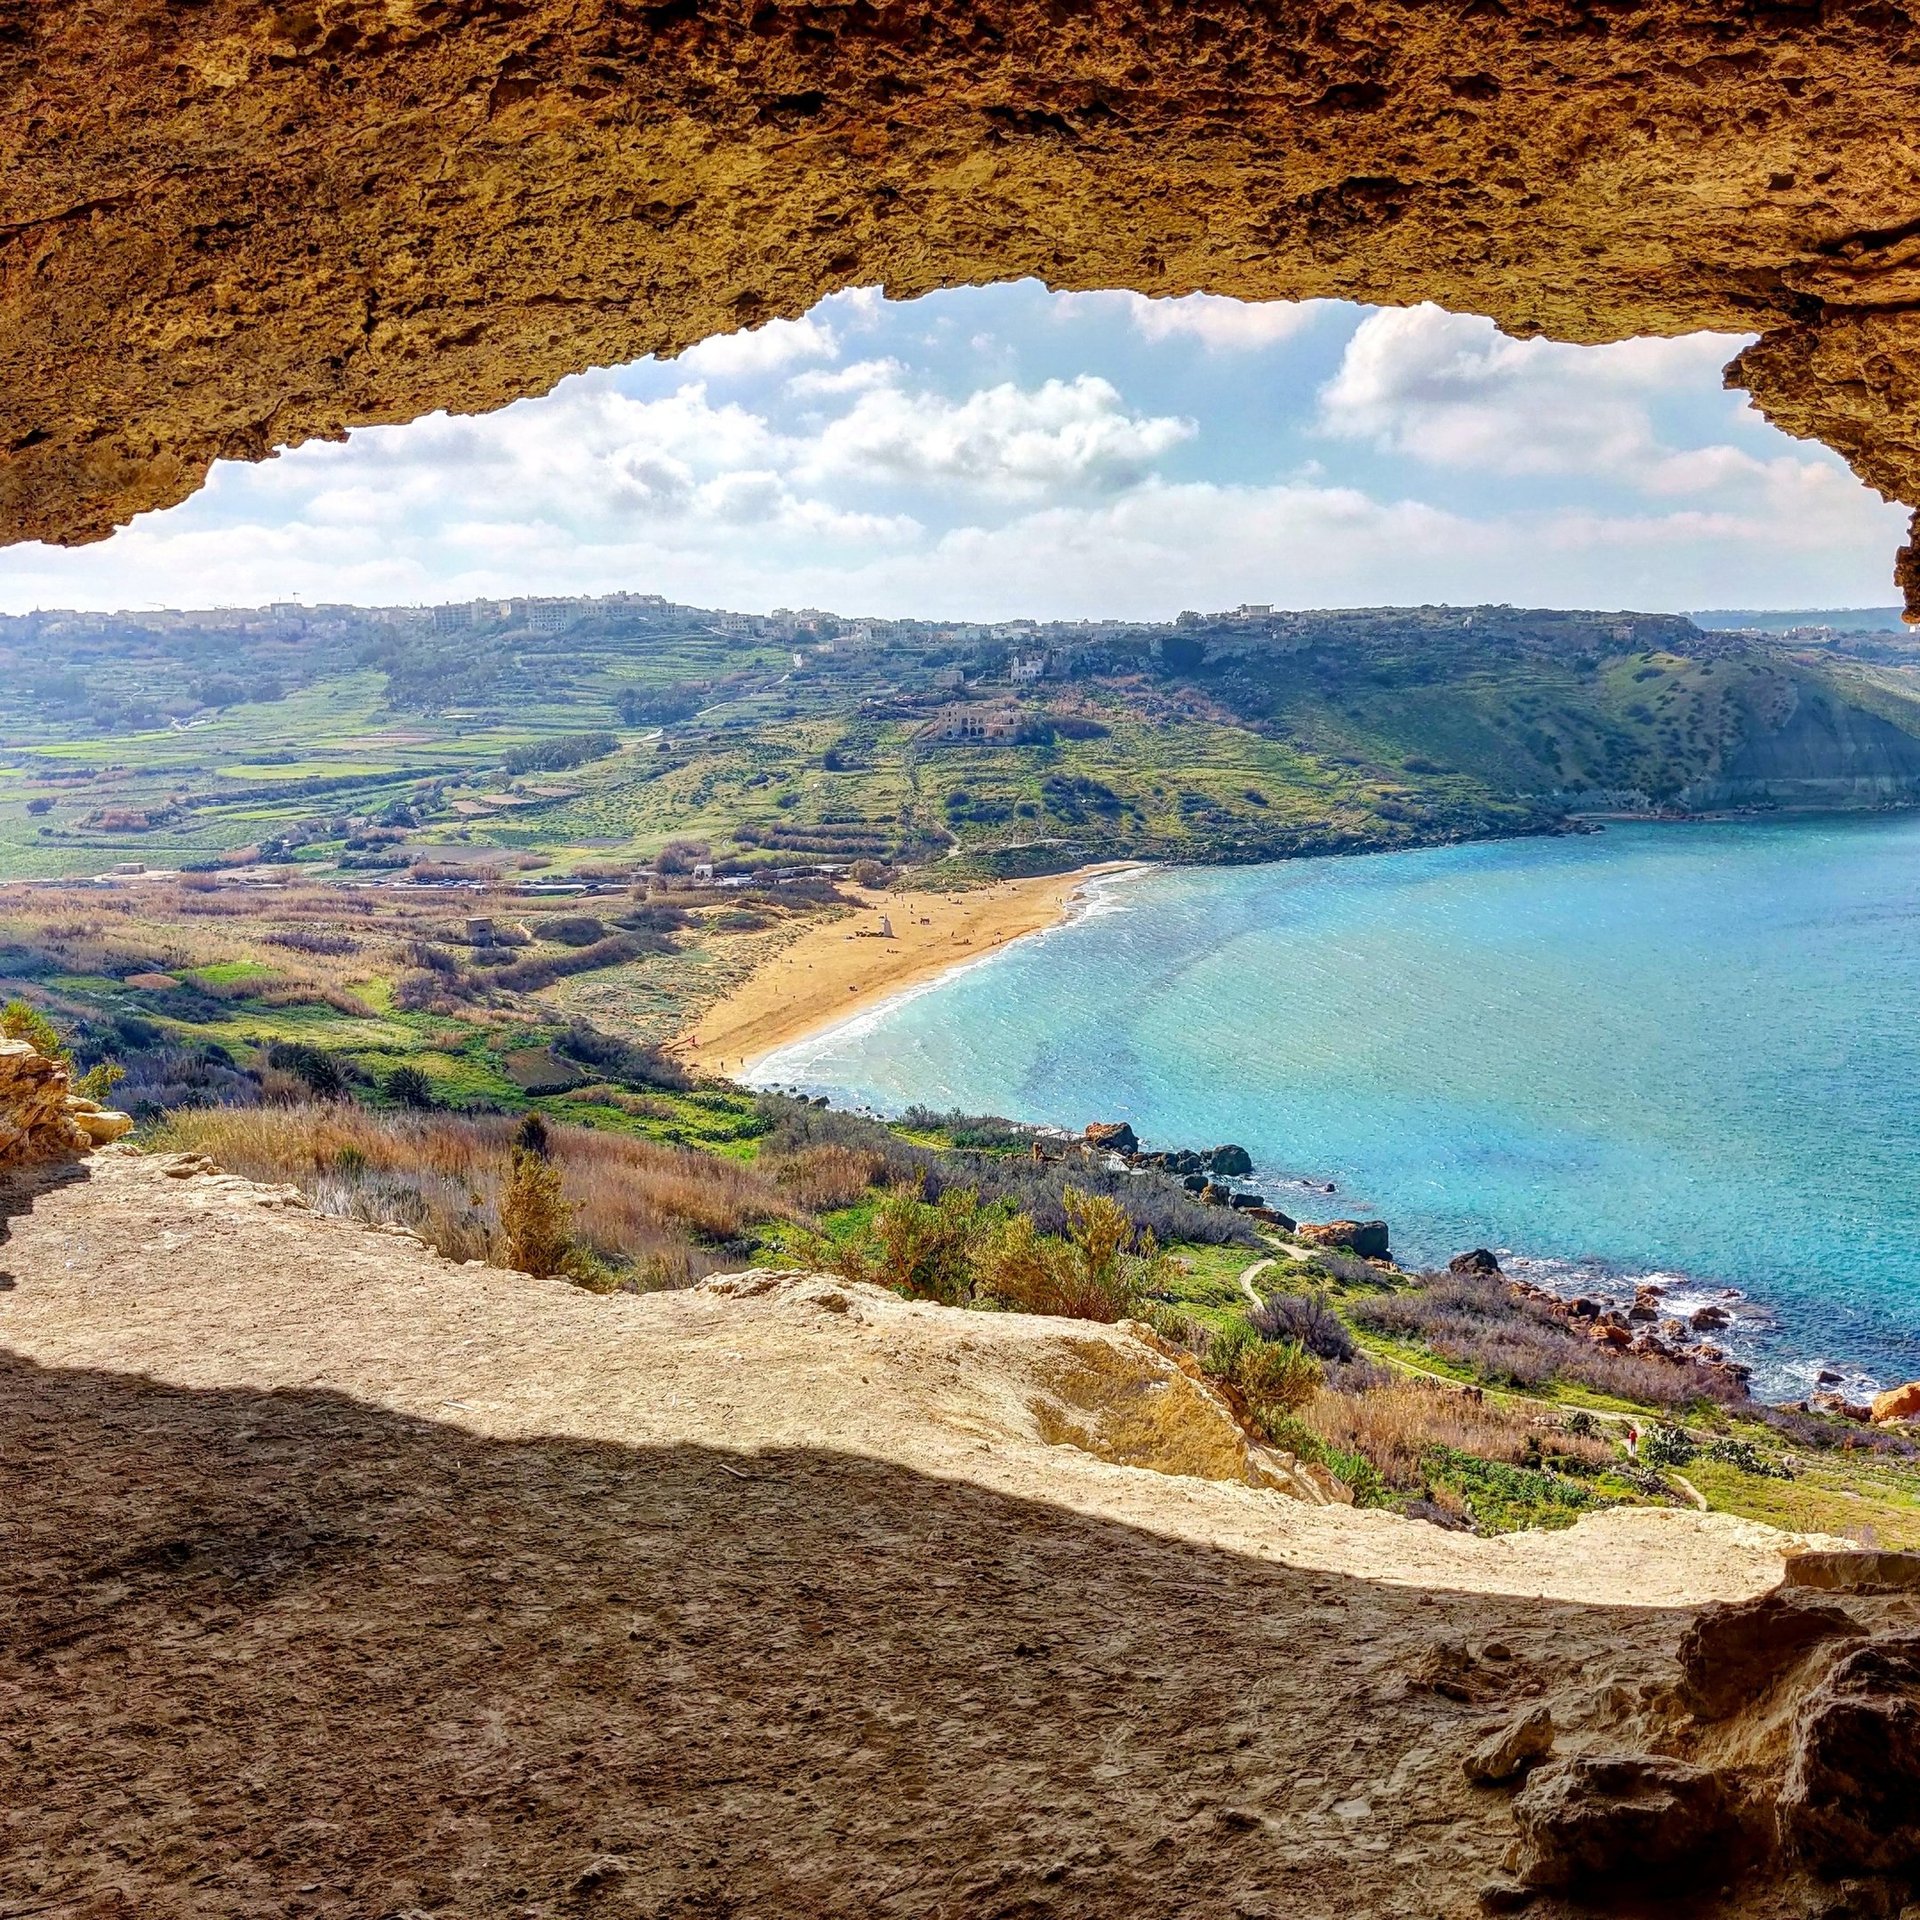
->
[72,1060,126,1101]
[265,1041,349,1101]
[1,998,65,1059]
[1641,1424,1697,1469]
[385,1064,437,1109]
[1247,1290,1355,1362]
[501,1147,572,1275]
[544,914,608,947]
[1234,1340,1325,1425]
[829,1182,993,1305]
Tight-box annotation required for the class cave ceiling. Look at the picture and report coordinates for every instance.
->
[7,0,1920,610]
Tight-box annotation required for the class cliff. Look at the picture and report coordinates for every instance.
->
[5,1147,1915,1915]
[1680,686,1920,811]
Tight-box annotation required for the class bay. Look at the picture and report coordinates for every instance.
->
[752,814,1920,1395]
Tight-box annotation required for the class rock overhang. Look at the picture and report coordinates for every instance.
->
[6,0,1920,610]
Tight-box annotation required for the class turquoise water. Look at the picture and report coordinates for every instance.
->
[754,815,1920,1394]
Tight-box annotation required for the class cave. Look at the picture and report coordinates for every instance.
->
[5,1,1920,610]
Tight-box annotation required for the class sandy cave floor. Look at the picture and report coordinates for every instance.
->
[0,1151,1832,1919]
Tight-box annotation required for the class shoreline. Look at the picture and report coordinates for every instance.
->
[673,861,1149,1078]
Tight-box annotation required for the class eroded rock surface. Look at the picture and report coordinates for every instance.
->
[0,1037,129,1168]
[8,2,1920,602]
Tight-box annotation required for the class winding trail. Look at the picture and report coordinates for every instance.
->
[1237,1243,1711,1508]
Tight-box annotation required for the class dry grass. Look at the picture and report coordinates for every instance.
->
[152,1102,800,1284]
[1300,1378,1616,1491]
[762,1143,886,1212]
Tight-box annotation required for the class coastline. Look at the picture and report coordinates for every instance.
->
[673,861,1149,1078]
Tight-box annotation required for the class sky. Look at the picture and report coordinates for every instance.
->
[1,282,1907,621]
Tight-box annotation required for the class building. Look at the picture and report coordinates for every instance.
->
[1009,653,1047,683]
[932,666,965,691]
[931,703,1021,744]
[430,602,473,633]
[525,598,581,633]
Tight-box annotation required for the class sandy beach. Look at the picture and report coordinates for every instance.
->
[675,863,1140,1076]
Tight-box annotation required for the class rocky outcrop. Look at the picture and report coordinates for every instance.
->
[1507,1755,1742,1893]
[1082,1121,1138,1156]
[1676,1587,1861,1722]
[1298,1219,1390,1261]
[1464,1551,1920,1913]
[12,4,1920,609]
[1871,1380,1920,1426]
[0,1038,130,1168]
[1450,1249,1502,1277]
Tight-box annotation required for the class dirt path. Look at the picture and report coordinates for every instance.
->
[0,1152,1820,1920]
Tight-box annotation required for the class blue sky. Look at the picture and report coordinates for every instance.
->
[0,282,1906,618]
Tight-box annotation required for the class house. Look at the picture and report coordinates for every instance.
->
[933,666,965,691]
[1009,653,1047,683]
[930,703,1021,744]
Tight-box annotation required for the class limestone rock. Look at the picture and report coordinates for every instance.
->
[1462,1705,1553,1786]
[1676,1588,1863,1722]
[1082,1121,1138,1156]
[1781,1638,1920,1877]
[1870,1380,1920,1425]
[1508,1754,1741,1892]
[1784,1550,1920,1596]
[1203,1144,1253,1177]
[0,1036,98,1168]
[11,6,1920,609]
[1297,1219,1390,1261]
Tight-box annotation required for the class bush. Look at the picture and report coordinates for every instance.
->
[1247,1290,1355,1362]
[543,915,608,947]
[1,998,65,1059]
[501,1145,573,1276]
[1641,1424,1697,1469]
[828,1183,993,1305]
[265,1040,349,1101]
[975,1187,1169,1322]
[385,1064,437,1109]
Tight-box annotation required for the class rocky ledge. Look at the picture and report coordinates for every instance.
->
[0,1038,133,1169]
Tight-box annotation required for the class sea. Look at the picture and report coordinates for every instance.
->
[748,813,1920,1399]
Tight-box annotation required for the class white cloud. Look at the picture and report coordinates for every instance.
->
[804,375,1194,496]
[1056,289,1330,350]
[1317,305,1749,483]
[676,314,838,378]
[787,358,905,399]
[1118,292,1331,350]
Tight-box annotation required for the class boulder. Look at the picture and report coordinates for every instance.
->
[1244,1206,1297,1231]
[1676,1588,1863,1722]
[1690,1304,1731,1331]
[1181,1174,1207,1194]
[1781,1637,1920,1876]
[1449,1248,1502,1277]
[1226,1191,1266,1210]
[1297,1219,1390,1260]
[1203,1144,1253,1177]
[1870,1380,1920,1426]
[1463,1705,1554,1786]
[1083,1121,1138,1156]
[1508,1755,1741,1891]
